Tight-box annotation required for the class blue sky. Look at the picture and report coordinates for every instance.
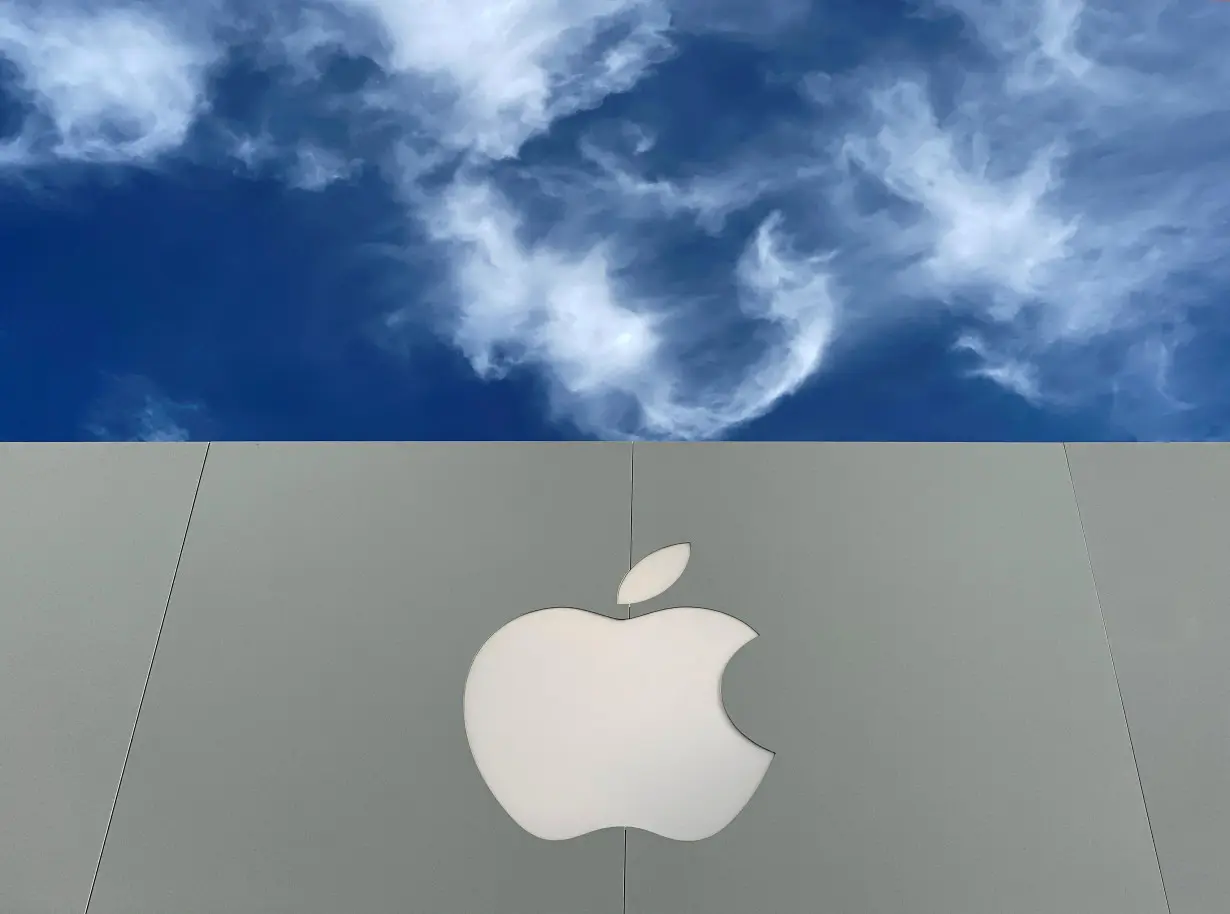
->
[0,0,1225,441]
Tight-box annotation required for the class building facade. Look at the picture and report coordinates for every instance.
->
[1,443,1220,914]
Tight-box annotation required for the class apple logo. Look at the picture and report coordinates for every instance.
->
[463,543,774,841]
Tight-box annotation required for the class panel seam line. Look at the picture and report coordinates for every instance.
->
[83,442,211,914]
[1063,442,1173,914]
[622,440,634,914]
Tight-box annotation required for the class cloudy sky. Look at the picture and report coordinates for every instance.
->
[0,0,1225,441]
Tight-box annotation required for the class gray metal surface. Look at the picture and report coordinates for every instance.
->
[0,443,206,914]
[85,443,630,914]
[626,443,1169,914]
[1068,443,1230,914]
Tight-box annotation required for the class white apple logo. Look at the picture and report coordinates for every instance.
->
[463,543,774,842]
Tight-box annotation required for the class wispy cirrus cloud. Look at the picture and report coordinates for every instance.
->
[362,0,1230,437]
[0,0,217,165]
[332,0,674,159]
[0,0,1227,440]
[413,171,838,438]
[85,375,202,442]
[821,0,1230,430]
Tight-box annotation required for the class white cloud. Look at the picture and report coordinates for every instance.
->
[86,375,202,442]
[334,0,674,159]
[415,172,838,438]
[573,136,787,234]
[288,142,358,189]
[426,175,661,390]
[418,173,664,433]
[836,78,1100,339]
[954,334,1042,404]
[818,0,1230,421]
[135,413,192,442]
[0,1,217,165]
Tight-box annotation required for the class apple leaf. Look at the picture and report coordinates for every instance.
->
[617,543,691,605]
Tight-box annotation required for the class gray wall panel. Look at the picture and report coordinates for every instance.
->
[627,443,1168,914]
[85,443,630,914]
[1068,443,1230,914]
[0,443,206,914]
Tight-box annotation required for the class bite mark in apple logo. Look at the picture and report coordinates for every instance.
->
[463,543,774,841]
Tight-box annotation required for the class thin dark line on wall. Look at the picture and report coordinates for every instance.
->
[83,442,211,914]
[622,794,628,912]
[622,441,634,914]
[1063,443,1174,914]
